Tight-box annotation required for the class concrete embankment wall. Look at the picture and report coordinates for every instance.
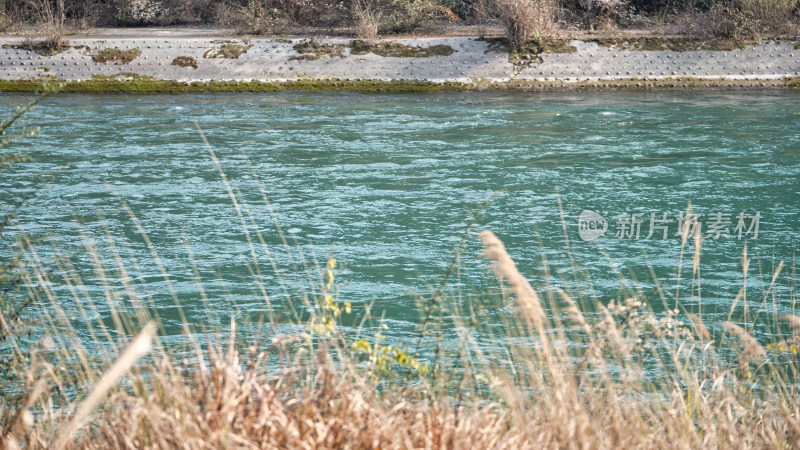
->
[1,31,799,91]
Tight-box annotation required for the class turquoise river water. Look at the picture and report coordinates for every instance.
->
[2,91,799,347]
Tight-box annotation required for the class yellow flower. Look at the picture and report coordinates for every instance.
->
[352,339,371,353]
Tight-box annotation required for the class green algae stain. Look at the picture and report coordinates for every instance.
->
[0,78,467,94]
[91,47,143,64]
[480,37,508,54]
[590,37,755,51]
[204,44,251,59]
[289,39,455,60]
[478,37,577,55]
[477,37,576,73]
[348,40,455,58]
[91,73,154,81]
[526,39,578,54]
[1,76,797,94]
[291,40,347,61]
[511,38,576,67]
[172,56,199,69]
[3,38,71,56]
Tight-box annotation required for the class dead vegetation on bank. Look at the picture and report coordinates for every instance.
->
[0,131,797,447]
[1,36,71,56]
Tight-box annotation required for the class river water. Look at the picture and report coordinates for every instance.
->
[3,91,799,347]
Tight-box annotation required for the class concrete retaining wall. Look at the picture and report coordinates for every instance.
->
[2,30,799,90]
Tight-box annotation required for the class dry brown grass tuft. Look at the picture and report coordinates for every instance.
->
[783,314,800,331]
[494,0,558,50]
[723,322,768,368]
[480,230,547,332]
[351,0,380,41]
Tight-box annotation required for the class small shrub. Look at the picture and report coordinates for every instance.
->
[36,35,71,56]
[379,0,438,33]
[494,0,558,50]
[352,0,380,41]
[742,0,800,32]
[709,0,799,38]
[709,1,758,38]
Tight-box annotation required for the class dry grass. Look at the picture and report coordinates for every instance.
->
[3,226,798,448]
[0,141,798,449]
[352,0,380,41]
[494,0,558,50]
[725,0,799,36]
